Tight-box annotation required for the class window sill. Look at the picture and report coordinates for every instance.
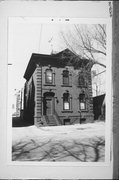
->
[62,110,73,113]
[78,110,88,113]
[77,85,87,88]
[61,85,72,87]
[43,84,56,87]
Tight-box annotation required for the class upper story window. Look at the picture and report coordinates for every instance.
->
[45,69,53,84]
[78,74,87,87]
[62,69,69,85]
[44,65,56,86]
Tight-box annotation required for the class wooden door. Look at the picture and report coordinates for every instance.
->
[43,92,55,115]
[46,98,52,115]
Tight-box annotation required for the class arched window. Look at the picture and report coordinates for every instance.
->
[45,69,53,84]
[63,69,69,85]
[79,93,86,110]
[63,92,70,110]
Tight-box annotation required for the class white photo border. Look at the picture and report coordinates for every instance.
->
[7,17,112,167]
[0,1,113,179]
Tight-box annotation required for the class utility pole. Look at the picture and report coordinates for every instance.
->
[39,24,43,53]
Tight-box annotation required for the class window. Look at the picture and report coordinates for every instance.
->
[78,74,87,87]
[79,93,86,110]
[63,69,69,85]
[63,92,70,110]
[64,119,70,125]
[80,118,86,124]
[45,69,53,84]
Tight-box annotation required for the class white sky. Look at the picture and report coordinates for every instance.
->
[8,18,70,93]
[8,17,106,97]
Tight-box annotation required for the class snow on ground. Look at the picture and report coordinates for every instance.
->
[12,121,105,162]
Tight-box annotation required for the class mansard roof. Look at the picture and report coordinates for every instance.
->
[24,48,90,81]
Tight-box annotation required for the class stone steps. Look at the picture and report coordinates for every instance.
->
[47,115,57,126]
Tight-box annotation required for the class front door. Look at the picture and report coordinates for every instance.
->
[43,92,55,115]
[46,97,53,115]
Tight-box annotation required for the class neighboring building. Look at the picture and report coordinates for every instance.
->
[12,90,21,117]
[20,88,24,119]
[12,88,24,118]
[93,94,105,120]
[23,49,94,127]
[91,65,106,97]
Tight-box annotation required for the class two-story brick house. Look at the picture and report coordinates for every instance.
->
[23,49,94,127]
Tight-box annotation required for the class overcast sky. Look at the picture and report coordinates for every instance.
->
[8,18,68,93]
[8,17,107,98]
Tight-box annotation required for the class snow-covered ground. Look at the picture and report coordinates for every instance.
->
[12,121,105,162]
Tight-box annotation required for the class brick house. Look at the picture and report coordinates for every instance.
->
[23,49,94,127]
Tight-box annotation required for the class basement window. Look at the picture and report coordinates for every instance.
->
[80,118,86,124]
[64,118,70,125]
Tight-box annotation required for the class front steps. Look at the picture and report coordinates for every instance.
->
[47,115,57,126]
[42,115,61,126]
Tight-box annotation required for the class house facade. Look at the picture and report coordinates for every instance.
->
[23,49,94,127]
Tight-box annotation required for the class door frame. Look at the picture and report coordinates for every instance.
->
[43,92,55,115]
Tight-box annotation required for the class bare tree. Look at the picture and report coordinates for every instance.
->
[60,24,106,97]
[60,24,106,68]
